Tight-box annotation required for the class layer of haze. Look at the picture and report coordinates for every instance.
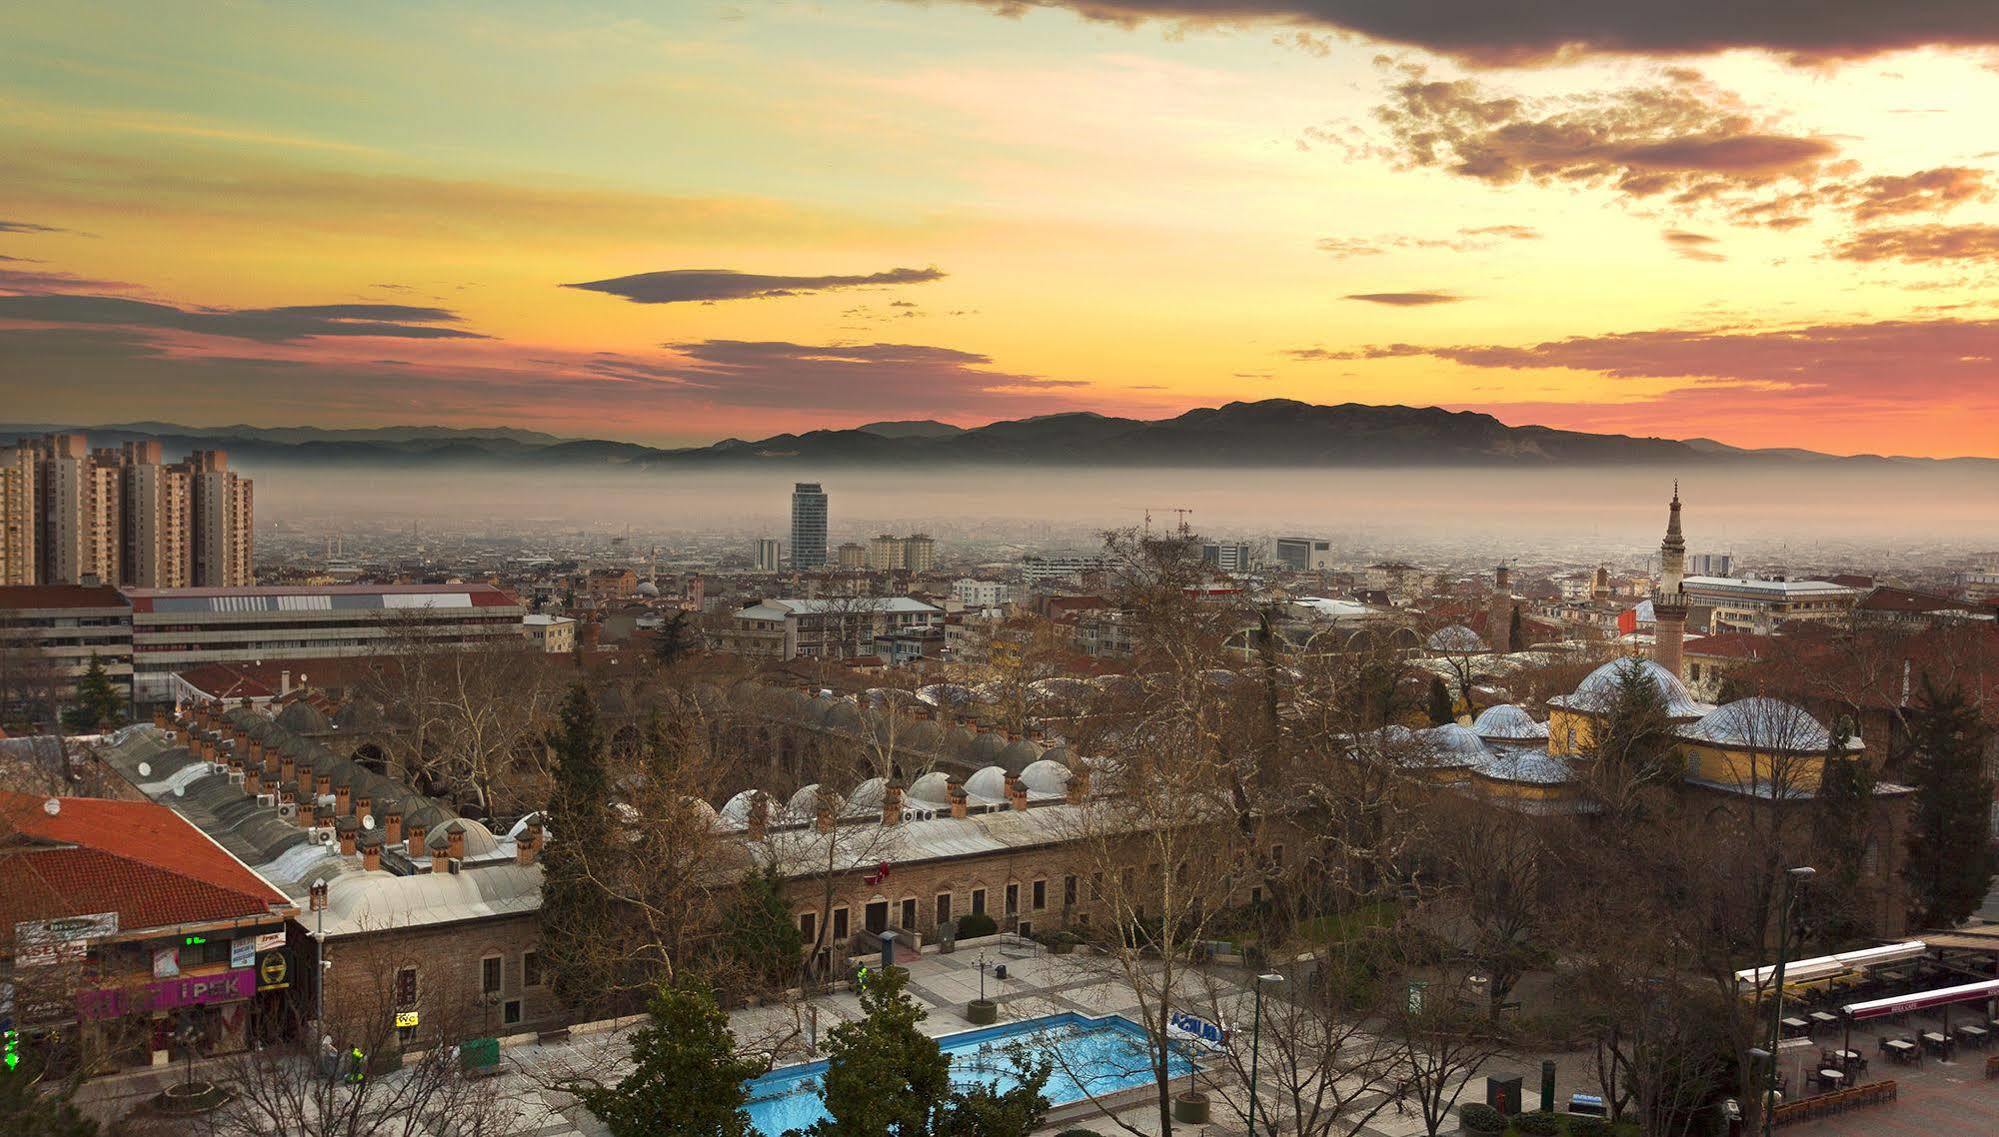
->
[255,462,1999,557]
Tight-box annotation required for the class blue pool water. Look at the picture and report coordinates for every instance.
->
[744,1012,1195,1136]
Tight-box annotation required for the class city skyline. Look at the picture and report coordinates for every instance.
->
[8,5,1999,457]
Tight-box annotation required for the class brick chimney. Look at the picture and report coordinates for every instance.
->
[445,821,466,861]
[334,782,351,817]
[315,773,332,801]
[281,789,303,826]
[747,792,770,840]
[382,803,402,847]
[406,820,428,859]
[361,835,382,872]
[279,754,297,786]
[337,819,357,857]
[354,794,372,825]
[815,801,835,833]
[517,818,543,866]
[1004,772,1028,811]
[431,841,451,874]
[245,766,263,795]
[882,782,903,827]
[947,776,968,819]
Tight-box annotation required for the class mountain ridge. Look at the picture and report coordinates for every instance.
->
[6,401,1994,470]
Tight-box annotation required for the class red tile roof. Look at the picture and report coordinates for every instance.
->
[0,585,130,611]
[0,792,288,944]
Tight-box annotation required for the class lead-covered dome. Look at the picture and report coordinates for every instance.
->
[1686,697,1859,753]
[1563,657,1704,718]
[1472,704,1550,742]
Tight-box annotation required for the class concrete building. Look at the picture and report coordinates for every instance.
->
[953,579,1012,609]
[836,542,867,569]
[868,534,904,571]
[902,534,936,573]
[1019,554,1107,584]
[0,434,253,588]
[754,537,782,573]
[1682,575,1859,634]
[0,790,296,1071]
[0,584,134,716]
[0,446,36,586]
[1201,542,1255,574]
[521,613,578,653]
[1687,552,1733,577]
[790,483,828,568]
[122,583,524,703]
[722,596,943,661]
[1272,536,1331,572]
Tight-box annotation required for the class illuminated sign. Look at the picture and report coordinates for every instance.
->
[394,1011,420,1029]
[257,951,290,991]
[78,969,255,1020]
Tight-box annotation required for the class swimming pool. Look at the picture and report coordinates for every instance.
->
[743,1012,1196,1136]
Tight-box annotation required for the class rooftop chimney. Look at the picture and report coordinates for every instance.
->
[445,822,465,861]
[517,818,543,866]
[382,804,402,847]
[406,820,427,859]
[882,782,904,827]
[947,776,968,819]
[361,836,381,872]
[747,792,770,841]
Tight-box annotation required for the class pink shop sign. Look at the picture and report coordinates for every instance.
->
[77,968,257,1020]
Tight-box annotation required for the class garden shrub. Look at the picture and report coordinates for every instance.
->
[1459,1102,1506,1134]
[956,912,998,939]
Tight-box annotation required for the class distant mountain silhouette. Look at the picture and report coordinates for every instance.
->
[8,402,1992,470]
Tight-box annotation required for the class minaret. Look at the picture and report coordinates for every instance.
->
[1652,482,1688,678]
[1488,563,1513,653]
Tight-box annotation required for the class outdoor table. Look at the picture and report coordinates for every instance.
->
[1832,1048,1863,1067]
[1922,1031,1953,1058]
[1809,1011,1838,1030]
[1782,1016,1810,1036]
[1956,1024,1989,1048]
[1817,1068,1845,1091]
[1883,1038,1918,1063]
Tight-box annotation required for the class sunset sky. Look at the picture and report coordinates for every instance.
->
[6,2,1999,456]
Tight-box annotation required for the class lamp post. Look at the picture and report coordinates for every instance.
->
[1245,973,1284,1137]
[309,878,329,1028]
[1762,866,1815,1137]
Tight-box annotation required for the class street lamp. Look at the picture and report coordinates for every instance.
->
[1246,973,1284,1137]
[1762,866,1815,1137]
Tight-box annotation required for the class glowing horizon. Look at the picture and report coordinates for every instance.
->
[7,3,1999,458]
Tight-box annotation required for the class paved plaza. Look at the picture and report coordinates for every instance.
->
[78,939,1999,1136]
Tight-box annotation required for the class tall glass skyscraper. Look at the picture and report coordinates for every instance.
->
[790,482,828,567]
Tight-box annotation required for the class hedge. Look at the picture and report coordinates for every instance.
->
[1513,1112,1561,1136]
[956,912,999,939]
[1459,1102,1506,1134]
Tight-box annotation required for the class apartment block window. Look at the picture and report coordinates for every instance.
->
[1004,883,1019,916]
[523,950,542,987]
[971,888,987,916]
[1032,879,1046,911]
[832,906,850,941]
[503,999,523,1026]
[481,955,502,996]
[395,967,419,1008]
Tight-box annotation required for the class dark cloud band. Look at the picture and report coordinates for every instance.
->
[562,266,946,304]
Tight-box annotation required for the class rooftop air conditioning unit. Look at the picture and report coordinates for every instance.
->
[212,763,229,776]
[276,801,298,820]
[313,828,335,846]
[257,793,276,808]
[229,771,245,786]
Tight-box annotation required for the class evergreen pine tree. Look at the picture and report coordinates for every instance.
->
[1809,716,1875,945]
[653,609,700,666]
[0,1047,98,1137]
[578,981,759,1137]
[1425,676,1455,726]
[1902,679,1997,928]
[61,654,123,734]
[810,966,951,1137]
[723,862,805,992]
[540,681,616,1009]
[1507,604,1523,653]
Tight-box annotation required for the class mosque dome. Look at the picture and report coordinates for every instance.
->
[909,771,955,806]
[997,737,1043,773]
[1564,657,1704,718]
[1426,625,1489,653]
[1686,697,1857,752]
[965,766,1009,800]
[1471,704,1550,742]
[1420,724,1490,768]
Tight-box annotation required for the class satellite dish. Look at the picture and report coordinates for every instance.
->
[138,762,153,777]
[174,786,186,798]
[361,816,375,830]
[43,798,61,816]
